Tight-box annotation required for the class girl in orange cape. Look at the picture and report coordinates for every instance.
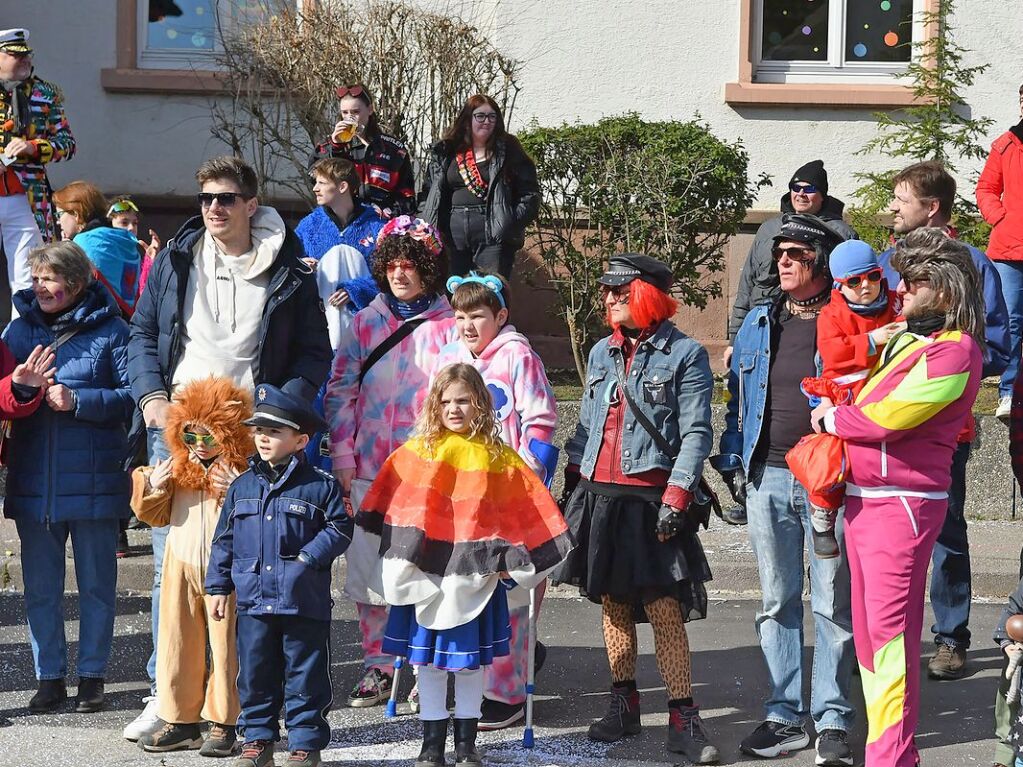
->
[357,363,573,767]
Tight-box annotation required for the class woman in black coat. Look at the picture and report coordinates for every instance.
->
[419,95,539,278]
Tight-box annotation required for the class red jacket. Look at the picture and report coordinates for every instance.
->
[817,289,900,397]
[977,128,1023,262]
[0,341,45,463]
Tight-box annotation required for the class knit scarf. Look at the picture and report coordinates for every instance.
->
[845,289,890,317]
[906,312,945,337]
[387,293,433,320]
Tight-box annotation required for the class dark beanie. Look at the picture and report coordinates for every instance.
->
[790,159,828,196]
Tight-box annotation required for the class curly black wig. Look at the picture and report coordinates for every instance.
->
[371,236,448,296]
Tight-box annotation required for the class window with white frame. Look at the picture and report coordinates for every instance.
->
[754,0,923,84]
[139,0,274,69]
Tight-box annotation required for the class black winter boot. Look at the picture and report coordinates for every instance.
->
[28,679,66,713]
[453,718,482,767]
[75,677,105,713]
[415,718,449,767]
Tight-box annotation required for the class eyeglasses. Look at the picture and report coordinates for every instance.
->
[835,268,883,289]
[182,431,217,447]
[771,246,816,264]
[197,192,246,208]
[600,285,630,304]
[336,85,365,99]
[789,183,819,195]
[107,200,139,217]
[472,112,499,124]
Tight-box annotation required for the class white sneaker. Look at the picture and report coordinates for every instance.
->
[997,395,1012,422]
[122,696,160,741]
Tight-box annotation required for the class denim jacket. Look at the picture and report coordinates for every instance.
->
[205,453,353,621]
[715,301,821,475]
[566,321,713,491]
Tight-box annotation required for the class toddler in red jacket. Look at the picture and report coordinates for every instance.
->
[809,240,904,557]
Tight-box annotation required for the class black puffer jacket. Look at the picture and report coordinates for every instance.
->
[127,215,331,404]
[418,136,540,249]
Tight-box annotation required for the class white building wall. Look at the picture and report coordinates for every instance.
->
[10,0,1023,208]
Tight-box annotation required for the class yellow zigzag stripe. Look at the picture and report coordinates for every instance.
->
[860,633,907,744]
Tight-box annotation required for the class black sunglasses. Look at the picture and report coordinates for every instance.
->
[771,246,816,263]
[197,192,247,208]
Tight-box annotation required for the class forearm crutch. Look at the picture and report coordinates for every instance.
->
[385,655,404,718]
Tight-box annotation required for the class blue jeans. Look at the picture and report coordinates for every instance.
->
[16,517,119,680]
[929,441,972,648]
[745,462,855,731]
[146,426,170,693]
[994,260,1023,396]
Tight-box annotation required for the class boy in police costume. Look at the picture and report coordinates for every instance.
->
[206,385,353,767]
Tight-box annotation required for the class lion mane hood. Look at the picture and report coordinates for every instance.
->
[164,377,254,491]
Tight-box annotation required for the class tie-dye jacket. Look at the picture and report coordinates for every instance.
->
[1,75,75,241]
[827,329,982,497]
[324,293,457,479]
[432,325,557,474]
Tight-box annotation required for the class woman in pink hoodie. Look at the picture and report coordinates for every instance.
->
[811,229,984,767]
[323,216,457,709]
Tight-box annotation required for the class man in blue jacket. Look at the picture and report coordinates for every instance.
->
[879,160,1011,682]
[123,156,331,742]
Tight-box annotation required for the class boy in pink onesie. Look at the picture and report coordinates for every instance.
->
[810,229,983,767]
[433,272,558,730]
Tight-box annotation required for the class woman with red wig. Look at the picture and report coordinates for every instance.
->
[419,94,539,278]
[553,254,719,764]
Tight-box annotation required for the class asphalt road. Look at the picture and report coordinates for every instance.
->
[0,593,1010,766]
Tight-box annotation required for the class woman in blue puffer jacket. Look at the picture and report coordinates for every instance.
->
[3,241,134,716]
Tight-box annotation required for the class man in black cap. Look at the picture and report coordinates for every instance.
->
[206,383,351,767]
[713,213,855,765]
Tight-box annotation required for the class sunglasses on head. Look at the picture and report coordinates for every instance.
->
[197,192,245,208]
[336,85,365,99]
[836,268,883,289]
[182,431,217,447]
[107,200,139,216]
[472,112,499,124]
[790,183,819,195]
[771,246,816,263]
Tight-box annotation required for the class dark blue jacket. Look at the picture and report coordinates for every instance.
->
[205,454,353,620]
[127,215,332,404]
[3,282,133,523]
[879,242,1010,378]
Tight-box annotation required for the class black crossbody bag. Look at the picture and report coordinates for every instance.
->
[611,349,721,527]
[358,318,427,385]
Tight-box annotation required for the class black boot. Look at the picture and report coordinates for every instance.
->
[75,677,105,713]
[415,718,449,767]
[28,679,66,713]
[453,718,482,767]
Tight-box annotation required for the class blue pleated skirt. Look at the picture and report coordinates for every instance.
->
[382,587,511,671]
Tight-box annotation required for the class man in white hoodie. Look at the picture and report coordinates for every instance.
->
[125,156,331,743]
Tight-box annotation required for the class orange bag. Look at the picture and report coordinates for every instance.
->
[786,376,850,510]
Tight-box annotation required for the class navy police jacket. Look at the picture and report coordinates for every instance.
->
[205,453,353,621]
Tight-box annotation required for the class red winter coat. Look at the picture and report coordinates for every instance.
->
[977,128,1023,262]
[0,340,45,463]
[817,289,900,397]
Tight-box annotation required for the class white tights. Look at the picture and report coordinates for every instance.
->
[416,665,484,721]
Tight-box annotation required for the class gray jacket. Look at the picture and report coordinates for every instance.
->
[727,194,857,340]
[566,321,713,491]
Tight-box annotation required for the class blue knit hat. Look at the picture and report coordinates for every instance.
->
[829,240,879,281]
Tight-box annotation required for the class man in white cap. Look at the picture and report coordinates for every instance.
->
[0,28,75,307]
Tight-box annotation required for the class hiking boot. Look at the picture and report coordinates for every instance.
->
[74,677,105,713]
[453,718,482,767]
[587,687,641,742]
[235,740,275,767]
[200,723,238,757]
[346,668,392,707]
[416,718,449,767]
[28,679,66,713]
[139,720,203,752]
[928,643,967,680]
[812,529,840,559]
[123,695,161,741]
[722,505,748,525]
[666,705,719,764]
[286,749,320,767]
[815,729,853,766]
[478,698,524,731]
[739,721,810,758]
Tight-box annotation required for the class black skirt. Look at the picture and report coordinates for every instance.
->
[551,480,712,622]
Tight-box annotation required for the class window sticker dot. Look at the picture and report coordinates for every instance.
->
[802,25,812,35]
[854,43,868,57]
[884,31,899,46]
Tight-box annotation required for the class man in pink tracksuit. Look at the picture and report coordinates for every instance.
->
[811,228,984,766]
